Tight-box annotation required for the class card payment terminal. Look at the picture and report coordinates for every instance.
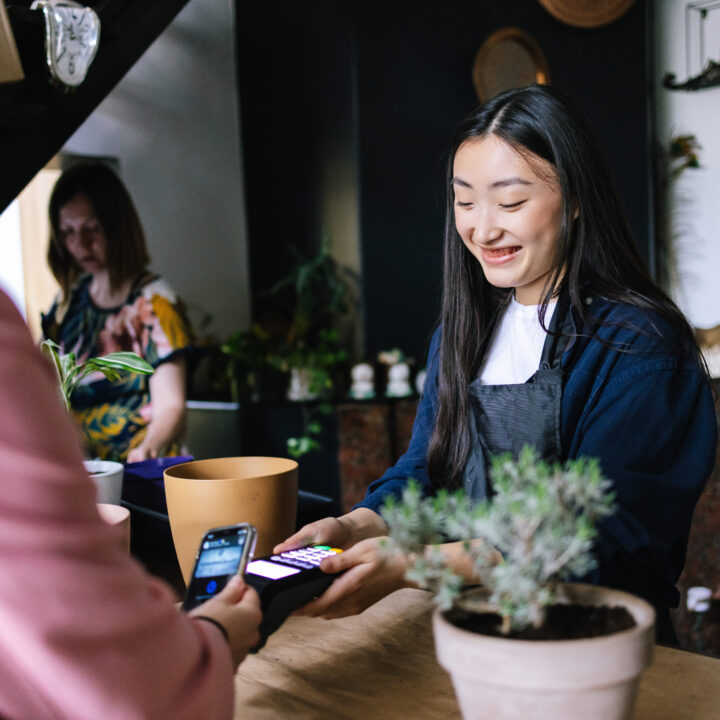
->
[244,545,343,651]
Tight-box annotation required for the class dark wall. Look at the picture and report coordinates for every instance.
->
[237,0,652,362]
[236,0,356,315]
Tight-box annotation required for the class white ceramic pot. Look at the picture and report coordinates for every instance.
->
[433,583,655,720]
[84,459,124,505]
[287,367,318,401]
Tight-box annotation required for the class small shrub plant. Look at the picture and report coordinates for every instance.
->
[381,445,616,634]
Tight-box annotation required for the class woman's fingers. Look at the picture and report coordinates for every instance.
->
[273,516,347,553]
[294,538,409,620]
[274,509,388,555]
[273,526,321,554]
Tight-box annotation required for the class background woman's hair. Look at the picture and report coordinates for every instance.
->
[427,83,702,490]
[47,162,150,297]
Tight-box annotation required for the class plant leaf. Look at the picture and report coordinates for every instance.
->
[88,352,155,375]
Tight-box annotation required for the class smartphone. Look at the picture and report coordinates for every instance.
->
[244,545,343,651]
[181,523,257,611]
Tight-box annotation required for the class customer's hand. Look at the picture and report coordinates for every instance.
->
[190,576,262,669]
[293,537,414,619]
[274,508,388,554]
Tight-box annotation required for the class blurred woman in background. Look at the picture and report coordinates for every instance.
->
[41,162,193,462]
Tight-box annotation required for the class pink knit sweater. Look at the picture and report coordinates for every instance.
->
[0,290,233,720]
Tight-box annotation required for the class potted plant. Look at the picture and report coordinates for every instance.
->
[41,339,155,411]
[381,446,655,720]
[221,323,287,403]
[41,339,154,504]
[264,235,355,402]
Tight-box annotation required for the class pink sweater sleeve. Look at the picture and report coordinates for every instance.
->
[0,291,234,720]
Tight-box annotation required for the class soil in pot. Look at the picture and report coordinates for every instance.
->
[446,603,636,641]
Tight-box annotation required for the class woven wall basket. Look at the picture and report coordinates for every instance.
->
[538,0,636,29]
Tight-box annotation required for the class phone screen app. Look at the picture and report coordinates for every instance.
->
[190,530,248,602]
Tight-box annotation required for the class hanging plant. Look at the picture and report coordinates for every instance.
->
[654,133,702,297]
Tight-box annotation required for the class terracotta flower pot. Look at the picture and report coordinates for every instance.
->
[164,456,298,586]
[433,583,655,720]
[287,367,318,401]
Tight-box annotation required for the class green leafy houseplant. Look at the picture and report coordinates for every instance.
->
[222,237,355,459]
[41,339,154,412]
[266,234,354,387]
[221,324,284,403]
[223,236,355,405]
[267,235,356,351]
[381,445,617,635]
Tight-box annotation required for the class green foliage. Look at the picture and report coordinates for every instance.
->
[220,324,284,402]
[381,446,616,633]
[273,329,348,389]
[286,402,333,459]
[222,235,354,459]
[41,339,154,412]
[221,324,274,372]
[267,233,355,349]
[222,235,354,407]
[669,134,701,177]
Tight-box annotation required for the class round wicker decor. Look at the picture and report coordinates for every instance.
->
[472,27,549,102]
[538,0,636,28]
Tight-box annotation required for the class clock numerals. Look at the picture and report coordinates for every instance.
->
[33,0,101,88]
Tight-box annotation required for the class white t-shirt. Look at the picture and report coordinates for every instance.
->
[478,296,557,385]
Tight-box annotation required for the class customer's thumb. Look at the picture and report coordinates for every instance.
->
[217,574,248,603]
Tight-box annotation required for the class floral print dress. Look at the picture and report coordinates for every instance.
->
[41,273,194,462]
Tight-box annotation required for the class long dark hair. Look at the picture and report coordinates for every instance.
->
[427,83,702,490]
[48,162,150,298]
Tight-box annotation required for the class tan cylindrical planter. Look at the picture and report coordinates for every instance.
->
[164,457,298,586]
[433,583,655,720]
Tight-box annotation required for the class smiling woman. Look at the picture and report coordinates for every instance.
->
[275,84,716,647]
[452,135,563,305]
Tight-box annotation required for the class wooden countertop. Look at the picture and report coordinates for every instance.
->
[234,588,720,719]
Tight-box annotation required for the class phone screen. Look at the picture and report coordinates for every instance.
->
[182,524,255,611]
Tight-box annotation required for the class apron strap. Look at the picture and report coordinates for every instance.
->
[539,289,573,371]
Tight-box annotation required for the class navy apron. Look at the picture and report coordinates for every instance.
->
[463,292,573,500]
[461,294,678,643]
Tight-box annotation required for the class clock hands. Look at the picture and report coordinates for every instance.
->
[33,0,101,88]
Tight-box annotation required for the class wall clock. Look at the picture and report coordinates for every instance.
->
[31,0,100,88]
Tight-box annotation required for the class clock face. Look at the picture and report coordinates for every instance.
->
[46,5,100,87]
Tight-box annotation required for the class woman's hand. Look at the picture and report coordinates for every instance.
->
[190,576,262,670]
[293,537,414,620]
[126,444,156,463]
[274,507,389,554]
